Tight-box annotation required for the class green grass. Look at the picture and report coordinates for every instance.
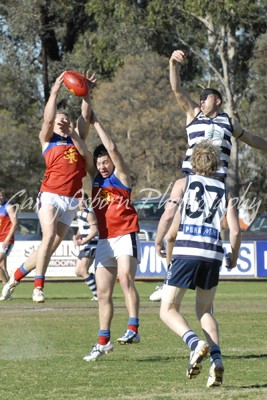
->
[0,281,267,400]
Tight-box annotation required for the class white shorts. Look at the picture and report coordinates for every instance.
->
[0,243,14,255]
[88,261,96,274]
[37,192,79,226]
[95,233,140,268]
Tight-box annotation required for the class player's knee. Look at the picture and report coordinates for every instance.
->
[41,233,57,249]
[196,306,213,321]
[159,303,169,323]
[75,269,81,277]
[97,289,112,303]
[75,265,83,277]
[119,274,133,290]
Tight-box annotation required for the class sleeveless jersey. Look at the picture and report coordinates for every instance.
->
[172,174,226,262]
[40,133,86,198]
[0,202,14,244]
[92,172,139,239]
[77,208,98,251]
[182,112,233,179]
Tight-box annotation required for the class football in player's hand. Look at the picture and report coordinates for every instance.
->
[63,71,88,97]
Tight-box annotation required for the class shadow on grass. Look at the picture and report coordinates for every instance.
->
[224,354,267,359]
[137,356,180,362]
[240,384,267,389]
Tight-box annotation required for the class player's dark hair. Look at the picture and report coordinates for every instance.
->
[93,144,109,163]
[200,88,222,103]
[56,110,70,118]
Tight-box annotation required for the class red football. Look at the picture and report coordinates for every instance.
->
[63,70,88,97]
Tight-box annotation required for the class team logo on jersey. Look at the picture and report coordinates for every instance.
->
[99,189,112,206]
[204,124,225,146]
[166,269,172,281]
[64,148,79,163]
[183,224,219,240]
[57,141,67,145]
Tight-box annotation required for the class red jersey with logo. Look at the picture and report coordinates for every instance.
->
[92,172,139,239]
[40,133,86,197]
[0,202,14,244]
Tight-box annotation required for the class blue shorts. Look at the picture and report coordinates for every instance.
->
[165,258,221,290]
[78,247,96,260]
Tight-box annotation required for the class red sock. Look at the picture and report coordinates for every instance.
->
[14,268,27,282]
[34,277,45,288]
[128,325,138,333]
[98,336,110,345]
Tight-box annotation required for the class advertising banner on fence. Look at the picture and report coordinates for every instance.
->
[7,240,261,279]
[7,241,79,278]
[137,241,256,278]
[255,241,267,277]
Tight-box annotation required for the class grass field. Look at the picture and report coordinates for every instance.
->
[0,280,267,400]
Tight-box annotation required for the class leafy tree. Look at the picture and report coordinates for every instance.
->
[0,0,93,204]
[69,0,267,199]
[143,0,267,197]
[238,32,267,216]
[0,0,92,102]
[1,0,267,209]
[63,0,151,79]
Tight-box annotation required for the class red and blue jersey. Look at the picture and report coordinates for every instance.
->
[40,133,86,198]
[92,172,139,239]
[0,202,14,243]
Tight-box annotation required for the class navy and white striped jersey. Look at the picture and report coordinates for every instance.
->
[182,112,233,179]
[172,174,226,262]
[77,208,98,251]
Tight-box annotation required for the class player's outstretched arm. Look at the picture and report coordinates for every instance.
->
[70,130,95,178]
[232,117,267,151]
[169,50,199,124]
[91,111,130,182]
[226,197,241,268]
[155,179,185,258]
[39,72,65,145]
[76,71,97,141]
[165,207,181,265]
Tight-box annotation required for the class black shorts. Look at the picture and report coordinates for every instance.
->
[165,258,221,290]
[78,247,96,260]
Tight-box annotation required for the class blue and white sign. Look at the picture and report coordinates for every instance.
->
[6,240,263,279]
[255,241,267,277]
[220,242,255,277]
[137,242,167,278]
[137,241,256,279]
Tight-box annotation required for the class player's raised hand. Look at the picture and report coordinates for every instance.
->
[83,70,97,90]
[170,50,187,64]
